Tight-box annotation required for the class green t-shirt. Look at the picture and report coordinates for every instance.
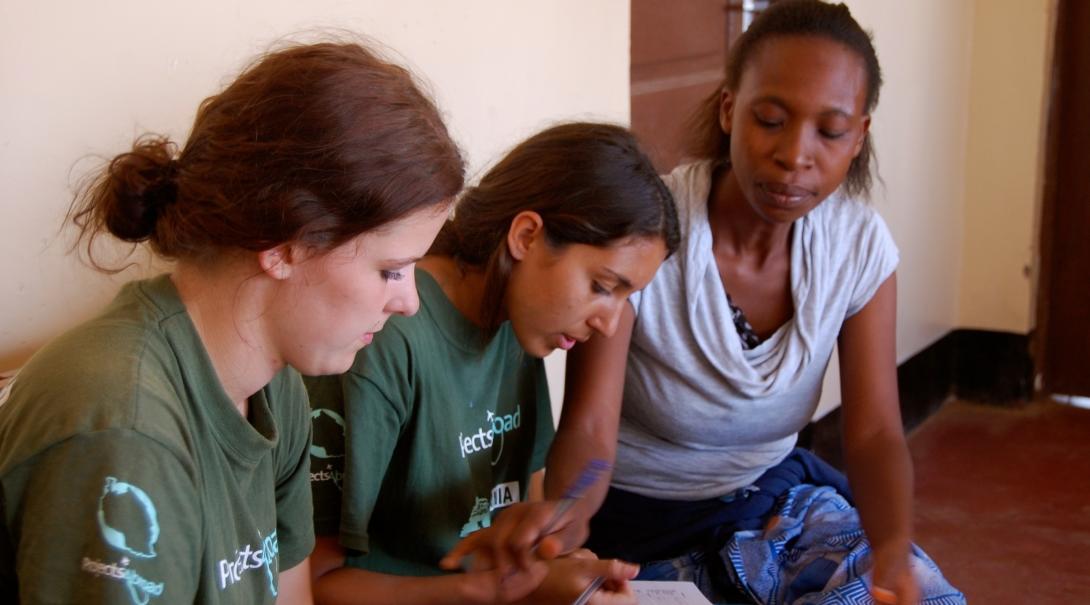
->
[304,374,347,537]
[0,275,314,605]
[304,268,554,576]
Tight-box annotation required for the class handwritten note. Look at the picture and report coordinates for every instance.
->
[631,581,714,605]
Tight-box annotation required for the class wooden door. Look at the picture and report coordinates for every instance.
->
[1037,0,1090,397]
[630,1,772,173]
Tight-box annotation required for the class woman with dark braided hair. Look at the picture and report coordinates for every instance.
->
[305,122,679,605]
[0,41,464,604]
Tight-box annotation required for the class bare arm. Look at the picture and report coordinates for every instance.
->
[312,534,635,605]
[312,536,547,605]
[545,303,636,545]
[837,273,919,603]
[278,558,314,605]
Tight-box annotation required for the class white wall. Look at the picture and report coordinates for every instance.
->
[1,0,1056,421]
[813,0,1053,419]
[0,1,630,407]
[959,0,1052,334]
[815,0,977,418]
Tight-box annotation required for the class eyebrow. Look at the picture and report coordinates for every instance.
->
[603,268,634,290]
[384,255,424,266]
[753,95,855,118]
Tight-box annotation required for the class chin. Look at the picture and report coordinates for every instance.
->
[299,354,356,377]
[512,331,549,358]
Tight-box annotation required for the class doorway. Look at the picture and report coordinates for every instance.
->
[1037,0,1090,398]
[629,0,772,172]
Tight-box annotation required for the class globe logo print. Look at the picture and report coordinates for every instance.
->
[309,408,346,459]
[97,477,161,559]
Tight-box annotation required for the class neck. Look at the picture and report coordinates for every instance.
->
[417,256,492,328]
[708,166,793,267]
[171,259,283,416]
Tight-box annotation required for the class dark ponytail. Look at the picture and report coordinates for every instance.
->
[431,122,679,333]
[686,0,882,199]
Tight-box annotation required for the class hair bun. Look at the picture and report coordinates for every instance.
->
[103,139,180,242]
[144,160,179,209]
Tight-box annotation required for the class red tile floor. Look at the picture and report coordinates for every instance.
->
[910,399,1090,603]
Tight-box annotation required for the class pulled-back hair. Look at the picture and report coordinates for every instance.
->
[687,0,882,198]
[430,122,680,333]
[70,41,465,268]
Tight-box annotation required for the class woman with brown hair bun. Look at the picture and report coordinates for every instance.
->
[0,40,464,604]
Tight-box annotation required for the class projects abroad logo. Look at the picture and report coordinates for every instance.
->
[310,407,345,489]
[87,477,166,605]
[459,480,522,537]
[457,406,521,464]
[217,529,280,597]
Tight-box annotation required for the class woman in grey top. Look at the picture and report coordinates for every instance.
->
[454,2,964,604]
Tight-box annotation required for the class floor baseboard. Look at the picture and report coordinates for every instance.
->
[800,329,1034,469]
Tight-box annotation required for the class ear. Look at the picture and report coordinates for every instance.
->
[718,88,735,136]
[505,210,544,262]
[257,244,296,280]
[852,115,872,158]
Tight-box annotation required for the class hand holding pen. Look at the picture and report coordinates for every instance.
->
[534,459,612,554]
[441,459,612,573]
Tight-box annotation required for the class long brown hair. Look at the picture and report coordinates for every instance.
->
[687,0,882,198]
[70,41,465,269]
[430,122,680,332]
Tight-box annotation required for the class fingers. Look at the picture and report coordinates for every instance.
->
[871,562,920,605]
[871,586,897,604]
[535,534,565,561]
[588,586,638,605]
[441,501,579,575]
[589,561,639,605]
[505,503,558,569]
[594,558,640,583]
[440,531,483,571]
[491,560,551,604]
[894,566,921,605]
[568,548,598,561]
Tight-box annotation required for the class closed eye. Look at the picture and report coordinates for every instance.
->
[755,116,783,129]
[381,270,405,281]
[591,281,610,295]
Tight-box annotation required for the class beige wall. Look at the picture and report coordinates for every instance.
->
[0,0,1054,420]
[959,0,1052,333]
[814,0,1052,418]
[0,1,630,408]
[817,0,977,418]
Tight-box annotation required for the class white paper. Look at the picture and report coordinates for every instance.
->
[631,580,714,605]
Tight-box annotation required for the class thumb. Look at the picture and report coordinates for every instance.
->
[871,586,897,604]
[595,559,640,582]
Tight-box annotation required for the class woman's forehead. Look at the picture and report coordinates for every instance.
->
[738,36,869,114]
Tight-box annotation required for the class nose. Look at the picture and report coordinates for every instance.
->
[384,271,420,317]
[773,124,815,171]
[588,299,625,338]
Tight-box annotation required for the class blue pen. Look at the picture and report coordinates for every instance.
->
[537,458,612,542]
[537,459,612,605]
[489,458,612,593]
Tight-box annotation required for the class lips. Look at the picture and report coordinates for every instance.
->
[758,182,814,208]
[558,334,577,351]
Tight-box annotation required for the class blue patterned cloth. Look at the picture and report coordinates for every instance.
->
[639,484,966,605]
[727,484,965,604]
